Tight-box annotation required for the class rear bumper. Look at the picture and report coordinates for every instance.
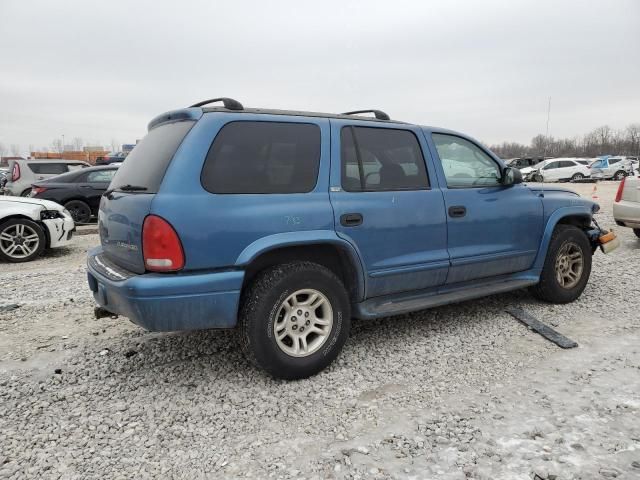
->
[86,246,244,331]
[613,201,640,229]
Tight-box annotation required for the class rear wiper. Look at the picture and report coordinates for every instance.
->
[103,184,148,197]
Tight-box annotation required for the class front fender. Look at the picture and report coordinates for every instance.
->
[532,206,594,272]
[235,230,367,301]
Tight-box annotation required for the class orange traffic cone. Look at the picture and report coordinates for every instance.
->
[591,183,599,199]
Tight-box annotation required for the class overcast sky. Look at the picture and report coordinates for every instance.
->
[1,0,638,154]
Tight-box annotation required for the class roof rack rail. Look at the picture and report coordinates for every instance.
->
[341,109,390,121]
[189,97,244,110]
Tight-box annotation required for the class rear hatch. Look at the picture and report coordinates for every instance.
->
[99,120,195,273]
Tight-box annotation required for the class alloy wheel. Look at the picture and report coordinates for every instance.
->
[273,289,334,357]
[0,223,41,259]
[554,241,584,289]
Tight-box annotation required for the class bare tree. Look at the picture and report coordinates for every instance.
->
[51,139,63,154]
[0,142,7,161]
[110,139,120,153]
[72,137,84,151]
[10,144,20,156]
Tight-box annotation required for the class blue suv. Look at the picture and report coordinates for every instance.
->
[87,97,611,379]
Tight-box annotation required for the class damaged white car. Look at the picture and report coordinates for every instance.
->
[0,197,75,262]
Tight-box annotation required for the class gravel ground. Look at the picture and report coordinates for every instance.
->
[1,181,639,479]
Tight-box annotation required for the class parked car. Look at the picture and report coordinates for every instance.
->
[87,98,615,380]
[30,165,120,224]
[526,158,591,182]
[613,176,640,238]
[0,169,8,189]
[589,156,637,181]
[0,196,75,262]
[506,157,544,170]
[95,152,127,165]
[2,159,90,197]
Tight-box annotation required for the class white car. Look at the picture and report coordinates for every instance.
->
[528,158,591,183]
[590,156,637,181]
[613,175,640,238]
[0,196,75,262]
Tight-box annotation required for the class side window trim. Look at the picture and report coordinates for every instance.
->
[341,125,430,193]
[348,126,366,191]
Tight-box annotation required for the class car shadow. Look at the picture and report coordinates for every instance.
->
[98,288,534,385]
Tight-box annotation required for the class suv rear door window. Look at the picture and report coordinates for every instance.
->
[109,120,195,193]
[28,163,69,175]
[201,121,321,194]
[341,126,429,192]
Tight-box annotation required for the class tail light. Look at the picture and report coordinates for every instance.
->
[614,176,626,203]
[11,163,20,182]
[31,186,47,195]
[142,215,184,272]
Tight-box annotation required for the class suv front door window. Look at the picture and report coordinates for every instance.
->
[432,135,501,188]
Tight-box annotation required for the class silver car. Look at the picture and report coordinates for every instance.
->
[613,175,640,238]
[2,159,90,197]
[590,156,637,181]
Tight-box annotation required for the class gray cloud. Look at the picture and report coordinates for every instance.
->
[1,0,638,153]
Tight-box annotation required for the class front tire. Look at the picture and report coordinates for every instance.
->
[239,262,351,380]
[0,218,46,262]
[530,225,592,303]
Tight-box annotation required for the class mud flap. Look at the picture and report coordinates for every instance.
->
[506,307,578,349]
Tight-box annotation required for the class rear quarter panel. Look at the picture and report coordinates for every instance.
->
[152,113,335,271]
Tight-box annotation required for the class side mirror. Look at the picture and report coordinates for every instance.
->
[502,166,523,186]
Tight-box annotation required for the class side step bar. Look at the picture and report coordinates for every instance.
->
[353,277,538,320]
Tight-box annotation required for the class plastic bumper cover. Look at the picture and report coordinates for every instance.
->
[86,247,244,331]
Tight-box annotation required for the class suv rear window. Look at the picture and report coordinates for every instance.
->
[201,121,321,194]
[28,163,69,175]
[109,120,195,193]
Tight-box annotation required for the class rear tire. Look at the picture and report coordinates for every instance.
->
[614,170,627,181]
[530,225,592,303]
[239,262,351,380]
[0,218,46,263]
[571,173,584,181]
[634,229,640,239]
[64,200,92,224]
[20,188,32,197]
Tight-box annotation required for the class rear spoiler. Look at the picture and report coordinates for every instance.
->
[147,108,203,131]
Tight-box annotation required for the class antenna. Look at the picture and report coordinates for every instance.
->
[540,96,551,198]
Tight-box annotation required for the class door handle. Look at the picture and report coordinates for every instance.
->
[448,206,466,218]
[79,185,92,189]
[340,213,363,227]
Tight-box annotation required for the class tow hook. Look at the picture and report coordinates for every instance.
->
[94,306,117,319]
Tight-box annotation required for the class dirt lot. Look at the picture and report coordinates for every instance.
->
[1,181,639,479]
